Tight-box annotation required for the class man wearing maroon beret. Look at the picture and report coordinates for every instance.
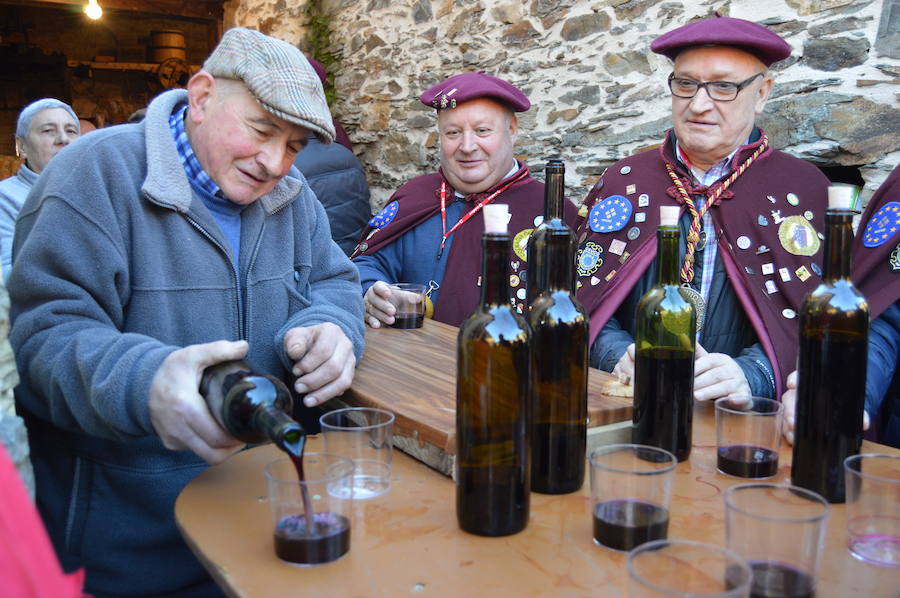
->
[575,15,831,402]
[352,72,576,327]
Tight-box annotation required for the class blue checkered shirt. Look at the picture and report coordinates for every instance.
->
[168,104,221,197]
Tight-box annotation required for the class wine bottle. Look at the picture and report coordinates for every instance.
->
[791,186,869,503]
[526,158,566,307]
[632,205,696,462]
[200,360,306,456]
[527,165,588,494]
[456,203,531,536]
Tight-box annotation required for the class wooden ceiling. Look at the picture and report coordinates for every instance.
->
[0,0,225,21]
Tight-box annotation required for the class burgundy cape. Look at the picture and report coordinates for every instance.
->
[574,130,831,397]
[353,162,577,326]
[853,165,900,319]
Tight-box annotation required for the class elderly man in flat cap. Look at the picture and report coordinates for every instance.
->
[0,98,80,281]
[574,15,831,405]
[353,72,576,327]
[9,28,363,597]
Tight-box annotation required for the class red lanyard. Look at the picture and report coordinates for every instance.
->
[437,169,527,259]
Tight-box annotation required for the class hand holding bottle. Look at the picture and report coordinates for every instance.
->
[284,322,356,407]
[781,370,869,445]
[149,339,249,464]
[363,281,396,328]
[692,343,751,402]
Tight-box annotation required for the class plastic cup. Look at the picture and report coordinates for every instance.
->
[320,407,395,499]
[264,453,354,566]
[715,397,783,479]
[627,538,752,597]
[388,283,426,329]
[844,453,900,567]
[589,444,677,552]
[724,483,829,597]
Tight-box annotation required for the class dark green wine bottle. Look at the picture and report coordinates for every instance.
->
[456,203,531,536]
[200,360,305,456]
[792,186,868,503]
[527,160,588,494]
[526,158,566,307]
[632,205,696,462]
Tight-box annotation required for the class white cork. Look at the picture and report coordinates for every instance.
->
[827,185,854,210]
[659,205,680,226]
[483,204,509,234]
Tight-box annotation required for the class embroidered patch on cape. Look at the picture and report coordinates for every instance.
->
[588,195,633,233]
[863,202,900,248]
[513,228,532,261]
[368,201,399,228]
[577,242,604,277]
[778,216,820,256]
[890,243,900,272]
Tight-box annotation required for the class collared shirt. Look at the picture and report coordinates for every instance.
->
[168,105,221,197]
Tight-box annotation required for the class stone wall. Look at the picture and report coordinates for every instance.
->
[226,0,900,210]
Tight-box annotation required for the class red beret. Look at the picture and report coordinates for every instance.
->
[307,57,327,84]
[651,16,792,67]
[419,71,530,112]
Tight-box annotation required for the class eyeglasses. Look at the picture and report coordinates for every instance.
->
[667,72,765,102]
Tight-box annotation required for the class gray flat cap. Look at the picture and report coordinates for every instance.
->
[203,27,336,143]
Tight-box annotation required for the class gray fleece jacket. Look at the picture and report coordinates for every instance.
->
[9,89,364,597]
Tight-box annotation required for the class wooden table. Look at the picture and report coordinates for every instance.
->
[336,318,633,475]
[176,401,900,598]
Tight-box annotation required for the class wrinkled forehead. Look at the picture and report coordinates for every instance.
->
[26,107,79,132]
[436,97,514,126]
[672,45,768,77]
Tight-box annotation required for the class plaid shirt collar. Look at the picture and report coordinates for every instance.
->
[169,104,221,197]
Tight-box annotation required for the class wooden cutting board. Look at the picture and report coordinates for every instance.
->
[337,318,633,476]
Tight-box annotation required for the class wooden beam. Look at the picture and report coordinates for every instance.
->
[0,0,224,21]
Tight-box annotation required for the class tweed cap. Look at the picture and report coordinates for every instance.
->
[419,72,530,112]
[651,16,792,67]
[16,98,79,139]
[203,27,335,143]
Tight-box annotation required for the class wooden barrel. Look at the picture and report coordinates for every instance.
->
[149,29,186,63]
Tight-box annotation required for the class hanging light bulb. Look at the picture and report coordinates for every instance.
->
[85,0,102,20]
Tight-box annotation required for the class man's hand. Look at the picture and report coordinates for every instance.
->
[693,344,751,401]
[612,344,636,384]
[149,340,249,465]
[780,370,869,445]
[363,281,395,328]
[284,322,355,407]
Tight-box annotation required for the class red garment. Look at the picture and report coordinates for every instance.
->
[0,443,88,598]
[574,130,831,397]
[853,165,900,320]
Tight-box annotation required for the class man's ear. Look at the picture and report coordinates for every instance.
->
[754,75,773,115]
[186,72,216,124]
[508,114,519,146]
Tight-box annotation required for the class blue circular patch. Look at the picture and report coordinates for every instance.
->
[588,195,633,233]
[863,201,900,248]
[368,201,399,229]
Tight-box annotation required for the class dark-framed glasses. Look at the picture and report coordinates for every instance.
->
[667,72,765,102]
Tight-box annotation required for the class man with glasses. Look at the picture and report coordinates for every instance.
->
[575,15,831,403]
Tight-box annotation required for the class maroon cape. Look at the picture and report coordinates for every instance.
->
[353,162,577,326]
[574,130,831,397]
[853,165,900,319]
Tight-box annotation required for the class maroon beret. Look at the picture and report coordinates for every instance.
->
[307,57,327,84]
[419,71,530,112]
[651,16,792,67]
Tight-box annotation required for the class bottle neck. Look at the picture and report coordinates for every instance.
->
[544,169,565,221]
[254,406,306,455]
[545,229,576,292]
[822,209,853,282]
[481,233,511,306]
[656,226,681,286]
